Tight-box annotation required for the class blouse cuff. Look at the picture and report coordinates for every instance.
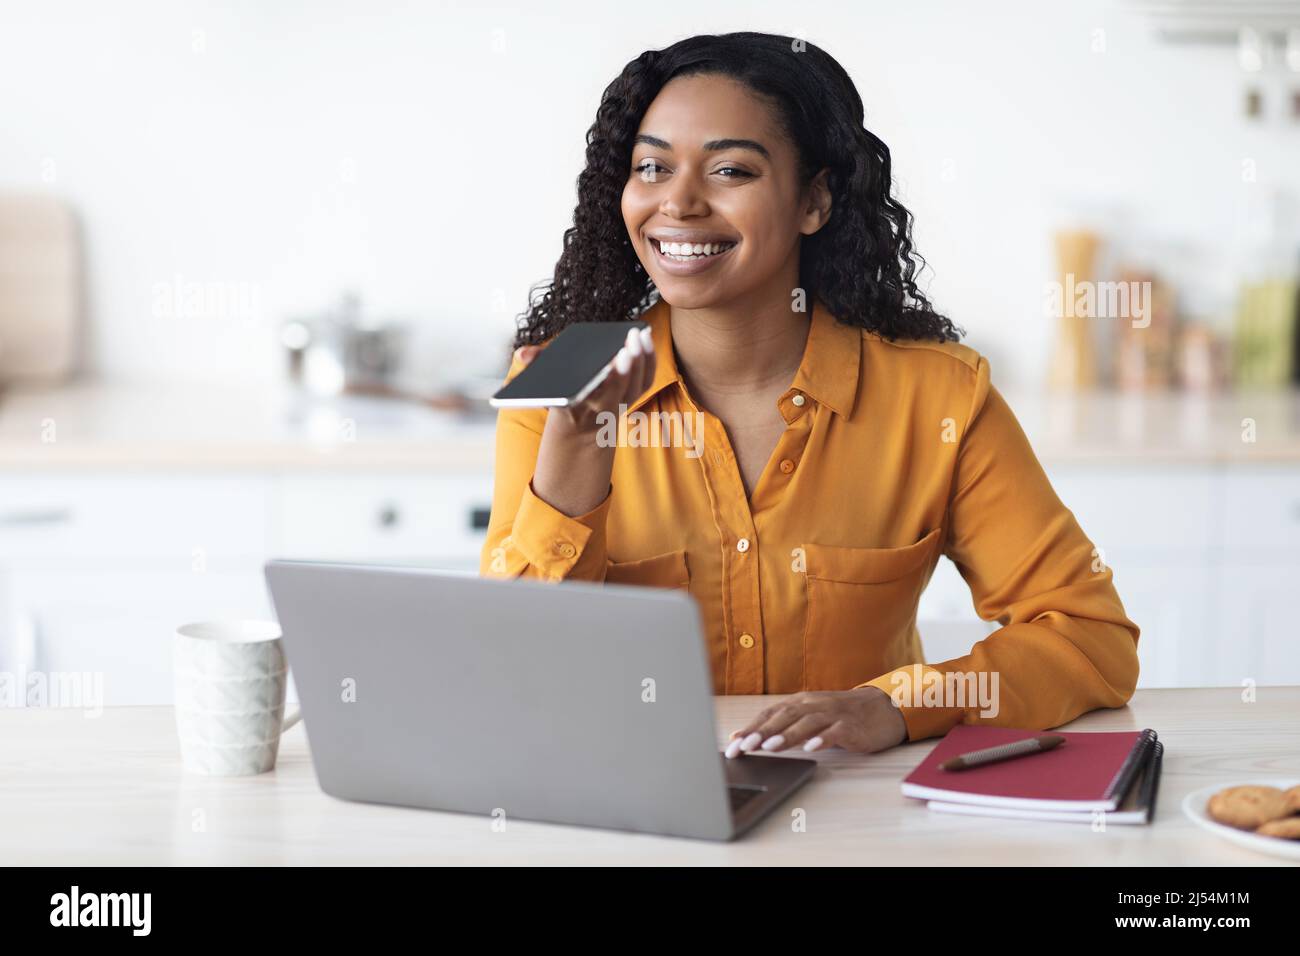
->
[859,663,966,743]
[511,478,612,580]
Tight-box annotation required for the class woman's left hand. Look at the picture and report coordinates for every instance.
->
[725,687,908,757]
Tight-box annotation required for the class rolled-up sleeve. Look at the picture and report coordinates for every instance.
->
[479,352,612,583]
[859,356,1141,741]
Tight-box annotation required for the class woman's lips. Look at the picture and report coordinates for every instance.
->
[648,236,738,276]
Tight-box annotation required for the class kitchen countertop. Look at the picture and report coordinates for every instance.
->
[2,379,1300,470]
[1007,388,1300,464]
[0,379,499,471]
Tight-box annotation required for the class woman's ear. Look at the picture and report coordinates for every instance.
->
[800,168,833,237]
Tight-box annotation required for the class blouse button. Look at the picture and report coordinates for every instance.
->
[555,541,576,558]
[736,537,750,553]
[738,633,755,649]
[791,393,806,407]
[779,458,795,474]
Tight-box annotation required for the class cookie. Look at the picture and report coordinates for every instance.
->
[1207,785,1289,830]
[1256,817,1300,840]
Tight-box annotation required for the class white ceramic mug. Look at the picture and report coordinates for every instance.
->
[173,620,301,776]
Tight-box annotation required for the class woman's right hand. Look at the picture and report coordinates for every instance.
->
[521,324,656,520]
[515,324,656,437]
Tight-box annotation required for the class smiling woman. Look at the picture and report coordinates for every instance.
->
[480,32,1140,758]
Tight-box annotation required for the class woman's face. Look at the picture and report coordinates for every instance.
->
[622,73,830,310]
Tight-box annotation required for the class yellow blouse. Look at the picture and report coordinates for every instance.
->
[480,297,1140,742]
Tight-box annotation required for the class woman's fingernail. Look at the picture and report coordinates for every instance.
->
[614,348,631,374]
[640,328,654,351]
[724,738,744,759]
[626,331,642,358]
[760,735,785,751]
[803,736,824,752]
[739,732,763,752]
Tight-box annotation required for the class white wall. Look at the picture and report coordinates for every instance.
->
[2,0,1298,389]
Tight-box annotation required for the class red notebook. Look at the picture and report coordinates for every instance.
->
[901,725,1159,813]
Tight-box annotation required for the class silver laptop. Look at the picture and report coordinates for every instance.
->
[264,560,815,841]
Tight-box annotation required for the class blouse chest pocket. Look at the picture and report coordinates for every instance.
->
[605,548,691,591]
[800,526,943,691]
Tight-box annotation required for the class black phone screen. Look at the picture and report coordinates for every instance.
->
[489,320,649,407]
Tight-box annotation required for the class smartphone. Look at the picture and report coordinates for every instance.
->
[489,320,649,408]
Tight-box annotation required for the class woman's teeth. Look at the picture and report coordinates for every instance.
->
[654,239,736,261]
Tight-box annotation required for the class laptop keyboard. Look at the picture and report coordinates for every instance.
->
[728,786,766,814]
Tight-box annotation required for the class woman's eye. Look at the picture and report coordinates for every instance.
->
[635,162,667,180]
[716,166,753,178]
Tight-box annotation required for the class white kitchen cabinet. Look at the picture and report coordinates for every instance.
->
[9,568,270,706]
[0,470,493,705]
[0,475,272,566]
[1044,465,1219,569]
[271,473,492,569]
[1046,465,1222,690]
[1212,466,1300,686]
[916,466,1219,689]
[0,473,275,705]
[916,532,1216,689]
[1213,564,1300,686]
[1107,562,1217,689]
[1,455,1296,706]
[919,462,1297,691]
[1220,465,1300,559]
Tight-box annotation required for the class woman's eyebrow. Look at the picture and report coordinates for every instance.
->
[634,134,770,159]
[703,137,770,159]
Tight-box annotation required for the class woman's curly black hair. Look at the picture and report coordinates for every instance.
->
[513,31,961,349]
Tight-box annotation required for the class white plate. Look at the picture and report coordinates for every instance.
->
[1181,779,1300,861]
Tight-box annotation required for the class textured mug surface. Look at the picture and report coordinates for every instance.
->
[174,620,293,776]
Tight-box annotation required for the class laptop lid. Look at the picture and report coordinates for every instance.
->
[264,560,734,840]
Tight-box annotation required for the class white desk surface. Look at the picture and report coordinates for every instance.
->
[2,688,1297,865]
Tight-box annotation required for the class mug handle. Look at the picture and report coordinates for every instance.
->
[281,707,302,734]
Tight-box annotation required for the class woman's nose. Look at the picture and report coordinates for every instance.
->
[659,175,709,220]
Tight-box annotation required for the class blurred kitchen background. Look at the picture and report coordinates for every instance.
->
[2,0,1299,705]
